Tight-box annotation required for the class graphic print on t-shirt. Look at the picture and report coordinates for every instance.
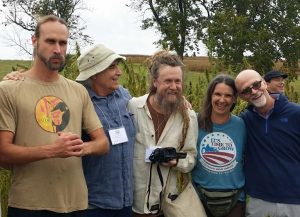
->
[35,96,70,133]
[200,132,237,173]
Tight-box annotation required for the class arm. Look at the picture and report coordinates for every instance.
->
[0,130,85,165]
[82,128,109,156]
[174,110,198,173]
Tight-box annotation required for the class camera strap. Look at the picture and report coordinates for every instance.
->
[146,163,165,214]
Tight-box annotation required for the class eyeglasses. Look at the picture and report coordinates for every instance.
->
[240,80,262,95]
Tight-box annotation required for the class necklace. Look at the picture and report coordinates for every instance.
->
[148,95,169,143]
[155,113,167,136]
[153,108,169,143]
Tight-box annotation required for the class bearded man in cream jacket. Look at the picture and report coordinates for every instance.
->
[128,50,198,217]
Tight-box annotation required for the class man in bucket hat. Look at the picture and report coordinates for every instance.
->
[76,44,136,217]
[263,70,288,94]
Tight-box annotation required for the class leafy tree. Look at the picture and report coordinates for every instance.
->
[1,0,91,56]
[131,0,300,75]
[205,10,249,70]
[127,0,208,58]
[205,0,300,75]
[272,0,300,76]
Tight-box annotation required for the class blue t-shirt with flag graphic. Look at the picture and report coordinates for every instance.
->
[192,115,246,201]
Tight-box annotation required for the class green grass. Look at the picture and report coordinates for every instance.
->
[290,78,300,91]
[0,60,32,80]
[0,59,299,97]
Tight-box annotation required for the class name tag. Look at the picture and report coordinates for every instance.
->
[108,126,128,145]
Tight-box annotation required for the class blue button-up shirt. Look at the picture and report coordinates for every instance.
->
[82,86,136,209]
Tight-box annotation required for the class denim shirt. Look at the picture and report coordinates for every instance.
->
[82,86,136,209]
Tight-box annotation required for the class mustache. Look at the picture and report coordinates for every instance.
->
[49,54,64,61]
[251,93,261,99]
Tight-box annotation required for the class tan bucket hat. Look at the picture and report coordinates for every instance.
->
[76,44,125,81]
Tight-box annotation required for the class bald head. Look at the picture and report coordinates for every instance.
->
[235,69,262,93]
[235,68,273,110]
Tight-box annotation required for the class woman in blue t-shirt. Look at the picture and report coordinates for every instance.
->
[192,74,246,217]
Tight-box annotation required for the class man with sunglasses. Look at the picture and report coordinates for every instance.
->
[235,69,300,217]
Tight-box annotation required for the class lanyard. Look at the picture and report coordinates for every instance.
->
[92,93,124,129]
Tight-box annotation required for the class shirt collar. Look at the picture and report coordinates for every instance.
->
[87,87,121,99]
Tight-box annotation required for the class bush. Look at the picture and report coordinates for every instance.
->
[0,169,11,217]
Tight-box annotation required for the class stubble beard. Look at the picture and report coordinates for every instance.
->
[37,51,65,72]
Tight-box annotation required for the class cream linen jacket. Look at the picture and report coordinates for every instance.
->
[128,94,198,214]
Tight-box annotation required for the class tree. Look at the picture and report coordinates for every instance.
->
[131,0,300,74]
[1,0,91,56]
[127,0,208,58]
[205,9,249,70]
[272,0,300,75]
[205,0,300,75]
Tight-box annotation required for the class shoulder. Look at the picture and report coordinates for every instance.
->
[285,102,300,121]
[287,101,300,110]
[116,86,132,100]
[230,114,246,128]
[187,109,197,120]
[61,76,84,87]
[0,80,25,95]
[61,76,88,92]
[129,94,148,105]
[277,95,300,113]
[231,114,244,123]
[239,108,251,120]
[0,79,23,88]
[128,94,148,114]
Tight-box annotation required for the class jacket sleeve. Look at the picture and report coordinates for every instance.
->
[175,109,198,173]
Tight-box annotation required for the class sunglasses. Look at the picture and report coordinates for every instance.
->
[240,80,262,95]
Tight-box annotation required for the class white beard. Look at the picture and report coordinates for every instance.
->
[251,94,267,108]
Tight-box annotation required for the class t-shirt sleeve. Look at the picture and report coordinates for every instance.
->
[0,84,16,133]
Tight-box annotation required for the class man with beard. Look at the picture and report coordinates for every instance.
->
[235,69,300,217]
[0,15,109,217]
[128,50,198,217]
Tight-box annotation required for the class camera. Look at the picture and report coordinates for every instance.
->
[149,147,187,163]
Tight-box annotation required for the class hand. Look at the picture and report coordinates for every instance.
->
[2,71,25,81]
[51,132,84,158]
[161,158,178,167]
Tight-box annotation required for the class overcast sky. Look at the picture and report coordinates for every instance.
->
[0,0,207,60]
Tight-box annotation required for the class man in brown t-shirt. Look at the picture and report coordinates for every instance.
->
[0,15,109,217]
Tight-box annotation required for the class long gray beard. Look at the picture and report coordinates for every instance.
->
[155,93,183,115]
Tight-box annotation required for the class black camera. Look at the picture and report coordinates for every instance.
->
[149,147,187,163]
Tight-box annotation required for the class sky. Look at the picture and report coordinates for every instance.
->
[0,0,207,60]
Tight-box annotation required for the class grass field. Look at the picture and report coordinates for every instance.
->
[0,60,32,79]
[0,58,299,95]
